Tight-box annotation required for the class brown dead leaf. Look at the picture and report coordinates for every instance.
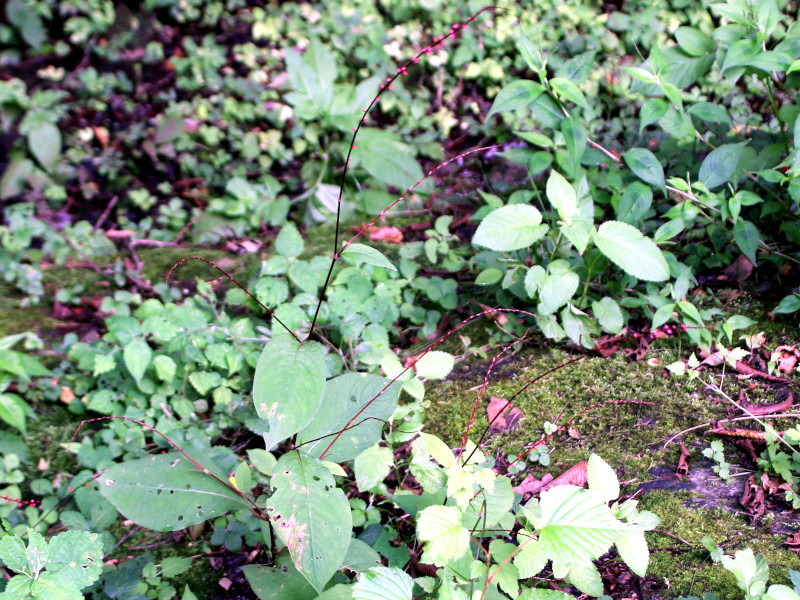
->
[218,577,232,590]
[676,442,691,480]
[567,426,581,439]
[740,475,765,525]
[486,396,523,433]
[92,126,109,149]
[626,335,649,361]
[369,226,403,244]
[60,386,75,404]
[514,460,588,496]
[477,304,508,326]
[786,533,800,553]
[774,345,800,374]
[723,254,754,283]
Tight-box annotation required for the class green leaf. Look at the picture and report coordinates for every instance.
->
[674,27,715,56]
[352,566,413,600]
[123,339,151,384]
[515,536,548,579]
[546,170,578,219]
[153,355,176,382]
[764,585,800,600]
[341,243,396,271]
[356,129,427,192]
[475,268,503,285]
[519,28,544,72]
[354,444,393,491]
[699,142,747,189]
[413,351,454,380]
[639,98,668,131]
[587,454,619,502]
[487,80,545,118]
[419,433,456,468]
[616,529,649,577]
[593,221,669,281]
[267,451,352,593]
[652,303,676,329]
[417,505,470,567]
[617,182,653,225]
[28,122,61,170]
[624,149,665,192]
[592,297,623,334]
[564,562,604,597]
[539,270,579,315]
[550,77,590,111]
[537,485,629,575]
[253,337,326,451]
[275,223,304,258]
[98,450,246,531]
[473,204,548,251]
[0,532,27,572]
[242,554,317,600]
[721,548,769,595]
[688,102,731,124]
[0,393,28,435]
[733,219,760,266]
[188,371,220,396]
[47,530,103,590]
[774,294,800,314]
[296,373,401,462]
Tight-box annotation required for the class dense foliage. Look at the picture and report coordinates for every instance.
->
[0,0,799,599]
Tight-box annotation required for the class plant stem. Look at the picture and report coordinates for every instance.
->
[764,76,790,154]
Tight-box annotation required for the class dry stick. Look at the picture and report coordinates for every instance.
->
[663,413,800,449]
[93,195,118,232]
[307,6,500,339]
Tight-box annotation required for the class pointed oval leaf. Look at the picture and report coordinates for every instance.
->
[487,80,545,118]
[675,27,715,57]
[98,451,247,531]
[587,454,620,502]
[267,452,352,593]
[242,554,317,600]
[296,373,401,462]
[123,339,151,384]
[699,142,747,189]
[473,204,548,251]
[623,149,665,192]
[354,444,393,492]
[417,505,470,566]
[253,338,326,451]
[615,529,650,577]
[594,221,669,281]
[341,243,397,271]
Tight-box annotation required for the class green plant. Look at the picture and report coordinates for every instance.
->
[0,519,103,600]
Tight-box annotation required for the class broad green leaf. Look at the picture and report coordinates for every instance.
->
[594,221,669,281]
[253,337,326,451]
[587,454,619,502]
[296,373,401,462]
[550,77,590,110]
[487,80,545,118]
[98,451,247,531]
[733,219,760,266]
[463,475,514,528]
[563,562,604,597]
[47,530,103,590]
[417,505,469,567]
[0,533,27,572]
[275,223,304,258]
[0,393,28,435]
[639,98,668,131]
[674,27,715,56]
[267,452,352,593]
[652,303,676,329]
[473,204,548,251]
[153,355,176,382]
[721,548,770,595]
[556,50,597,84]
[356,129,427,193]
[515,131,554,148]
[188,371,220,396]
[546,170,578,219]
[699,142,747,189]
[475,268,503,285]
[624,149,665,192]
[242,554,317,600]
[617,182,652,225]
[539,270,579,315]
[519,589,571,600]
[615,529,649,577]
[354,444,393,491]
[688,102,731,124]
[592,297,623,334]
[28,122,61,170]
[774,294,800,314]
[413,351,454,379]
[420,433,456,468]
[525,265,547,298]
[341,243,396,271]
[515,536,548,578]
[764,585,800,600]
[122,339,151,384]
[537,485,629,571]
[352,566,413,600]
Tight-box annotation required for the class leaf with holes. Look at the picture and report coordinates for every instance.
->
[267,451,352,593]
[253,337,326,451]
[98,451,246,531]
[296,373,401,462]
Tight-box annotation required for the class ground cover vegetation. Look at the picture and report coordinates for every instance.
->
[0,0,799,598]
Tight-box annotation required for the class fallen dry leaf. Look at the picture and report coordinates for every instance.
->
[676,442,691,480]
[786,533,800,553]
[477,304,508,326]
[722,254,754,283]
[369,226,403,244]
[60,386,75,404]
[774,345,800,374]
[514,460,588,496]
[486,396,523,433]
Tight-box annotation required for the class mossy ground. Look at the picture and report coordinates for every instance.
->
[422,310,800,599]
